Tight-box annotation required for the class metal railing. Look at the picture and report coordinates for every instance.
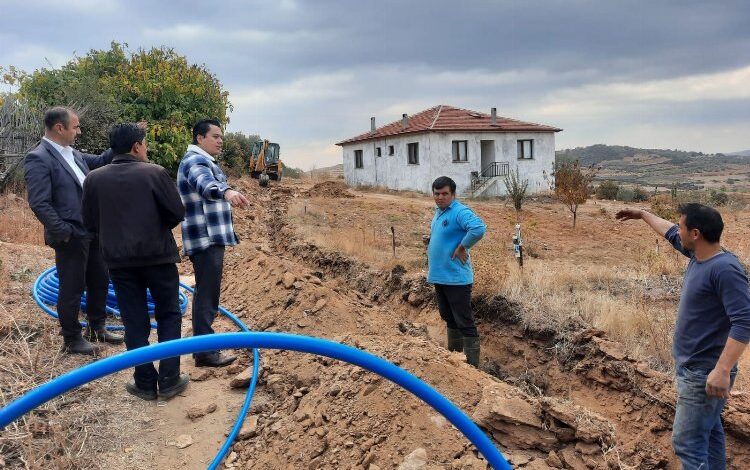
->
[481,161,509,178]
[470,162,509,192]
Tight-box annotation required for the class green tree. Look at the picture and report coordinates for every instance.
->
[282,166,304,179]
[220,131,260,176]
[17,42,231,174]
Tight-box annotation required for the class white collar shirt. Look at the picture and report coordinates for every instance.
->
[43,136,86,185]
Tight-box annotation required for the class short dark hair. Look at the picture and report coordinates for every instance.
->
[432,176,456,194]
[44,106,74,130]
[678,203,724,243]
[192,119,222,144]
[110,123,146,155]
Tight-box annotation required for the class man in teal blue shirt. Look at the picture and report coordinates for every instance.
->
[425,176,486,366]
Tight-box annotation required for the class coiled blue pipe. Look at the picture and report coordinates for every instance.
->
[0,333,511,469]
[32,266,189,330]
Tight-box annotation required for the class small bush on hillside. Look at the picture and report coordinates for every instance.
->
[709,190,729,206]
[650,194,679,221]
[616,186,648,203]
[633,186,650,202]
[616,187,635,202]
[595,180,619,200]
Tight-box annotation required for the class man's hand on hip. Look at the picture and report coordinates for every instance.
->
[452,244,468,264]
[706,367,732,399]
[615,208,643,221]
[225,189,249,208]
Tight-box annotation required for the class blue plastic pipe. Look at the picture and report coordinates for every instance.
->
[0,333,511,470]
[31,266,189,330]
[177,283,261,470]
[30,267,261,469]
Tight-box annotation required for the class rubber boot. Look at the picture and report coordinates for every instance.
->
[447,328,463,352]
[463,336,481,367]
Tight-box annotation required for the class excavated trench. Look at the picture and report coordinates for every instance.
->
[208,180,750,469]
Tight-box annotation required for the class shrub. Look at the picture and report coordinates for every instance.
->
[595,180,619,200]
[709,190,729,206]
[616,187,636,202]
[632,186,650,202]
[650,194,679,221]
[503,168,529,215]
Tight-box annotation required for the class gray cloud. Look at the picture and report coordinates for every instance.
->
[2,0,749,167]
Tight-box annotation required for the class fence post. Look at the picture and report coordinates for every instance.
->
[391,226,396,258]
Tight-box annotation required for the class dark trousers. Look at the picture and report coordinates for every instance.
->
[189,245,225,359]
[434,284,478,337]
[109,263,182,391]
[54,237,109,341]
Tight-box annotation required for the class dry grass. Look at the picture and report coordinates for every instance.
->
[0,306,119,469]
[495,260,677,369]
[0,193,44,246]
[290,188,750,390]
[289,199,428,271]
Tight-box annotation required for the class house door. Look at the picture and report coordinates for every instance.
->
[480,140,495,176]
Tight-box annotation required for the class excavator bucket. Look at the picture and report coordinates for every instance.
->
[254,140,268,173]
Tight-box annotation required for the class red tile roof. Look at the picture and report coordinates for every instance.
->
[336,105,562,146]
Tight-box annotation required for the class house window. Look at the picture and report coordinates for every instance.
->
[376,147,382,157]
[388,145,394,156]
[452,140,468,162]
[407,143,419,165]
[517,140,533,159]
[354,149,363,168]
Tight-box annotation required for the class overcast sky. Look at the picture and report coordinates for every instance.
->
[2,0,749,168]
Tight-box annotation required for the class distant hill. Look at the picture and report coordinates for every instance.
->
[728,149,750,157]
[556,144,750,190]
[308,164,344,178]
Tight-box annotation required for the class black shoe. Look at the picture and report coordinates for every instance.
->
[85,327,124,344]
[62,337,98,355]
[125,381,157,401]
[195,353,237,368]
[158,374,190,399]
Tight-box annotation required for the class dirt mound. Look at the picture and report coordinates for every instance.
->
[305,181,355,198]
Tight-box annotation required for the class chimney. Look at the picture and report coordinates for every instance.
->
[491,107,497,126]
[402,113,409,129]
[370,117,376,134]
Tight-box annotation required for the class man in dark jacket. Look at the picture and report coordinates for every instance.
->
[24,107,124,354]
[82,123,189,400]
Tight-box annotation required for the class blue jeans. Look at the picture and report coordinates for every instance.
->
[672,365,736,470]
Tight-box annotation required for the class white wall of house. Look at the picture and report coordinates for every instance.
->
[341,131,556,196]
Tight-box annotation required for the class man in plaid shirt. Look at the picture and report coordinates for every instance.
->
[178,119,249,367]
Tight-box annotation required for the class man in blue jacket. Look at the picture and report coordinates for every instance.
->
[425,176,486,367]
[24,107,124,355]
[617,204,750,469]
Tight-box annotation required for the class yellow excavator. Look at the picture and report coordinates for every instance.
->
[249,139,283,187]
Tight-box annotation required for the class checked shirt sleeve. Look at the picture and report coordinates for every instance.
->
[186,159,230,201]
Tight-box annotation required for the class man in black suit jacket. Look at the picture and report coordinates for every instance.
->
[24,107,124,354]
[82,123,189,400]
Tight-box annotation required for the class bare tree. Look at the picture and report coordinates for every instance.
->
[553,160,598,228]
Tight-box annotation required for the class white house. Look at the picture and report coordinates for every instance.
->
[336,105,562,197]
